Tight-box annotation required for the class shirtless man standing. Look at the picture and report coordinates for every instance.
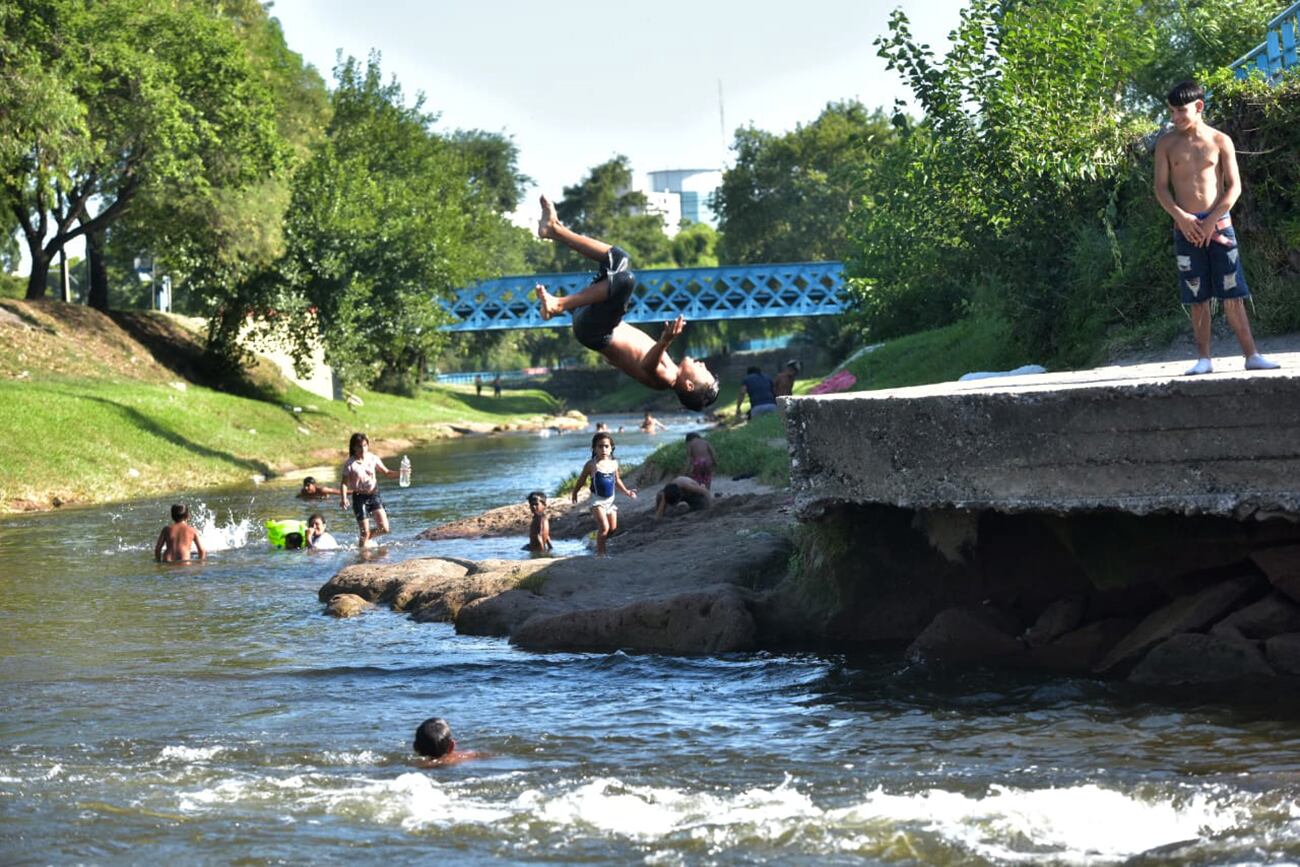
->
[533,196,719,410]
[1154,79,1279,376]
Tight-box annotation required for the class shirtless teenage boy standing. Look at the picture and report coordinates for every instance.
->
[1154,80,1279,376]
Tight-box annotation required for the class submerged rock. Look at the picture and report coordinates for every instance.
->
[1128,633,1274,685]
[905,606,1024,665]
[326,593,372,618]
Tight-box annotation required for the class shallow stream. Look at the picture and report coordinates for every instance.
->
[4,416,1300,864]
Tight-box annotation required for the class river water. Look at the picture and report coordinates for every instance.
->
[4,417,1300,864]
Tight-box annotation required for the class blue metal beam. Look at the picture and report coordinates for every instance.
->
[443,261,847,332]
[1232,0,1300,80]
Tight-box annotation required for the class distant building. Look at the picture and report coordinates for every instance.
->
[622,167,722,238]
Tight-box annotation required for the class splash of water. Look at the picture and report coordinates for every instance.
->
[189,503,256,552]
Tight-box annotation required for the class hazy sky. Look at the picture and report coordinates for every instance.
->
[267,0,969,222]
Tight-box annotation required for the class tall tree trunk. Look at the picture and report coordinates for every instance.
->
[86,225,109,310]
[24,248,50,300]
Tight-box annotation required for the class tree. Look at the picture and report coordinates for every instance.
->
[715,101,896,264]
[278,54,508,394]
[2,0,283,303]
[550,157,673,271]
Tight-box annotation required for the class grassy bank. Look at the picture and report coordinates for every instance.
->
[0,300,565,511]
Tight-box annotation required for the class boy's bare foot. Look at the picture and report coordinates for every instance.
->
[537,195,559,240]
[535,283,562,320]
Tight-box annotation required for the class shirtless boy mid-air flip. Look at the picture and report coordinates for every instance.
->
[534,196,720,410]
[1154,80,1279,376]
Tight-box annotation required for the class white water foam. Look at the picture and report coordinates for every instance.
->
[157,745,226,764]
[190,503,256,552]
[170,773,1289,861]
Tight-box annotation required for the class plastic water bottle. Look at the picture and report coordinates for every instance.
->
[399,455,411,488]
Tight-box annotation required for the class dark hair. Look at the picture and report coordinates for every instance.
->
[1167,80,1204,107]
[348,432,368,458]
[685,432,700,442]
[526,491,546,507]
[170,503,188,522]
[308,512,324,526]
[591,432,614,457]
[302,476,317,488]
[662,483,682,505]
[677,378,720,411]
[746,366,762,375]
[284,532,304,549]
[414,717,454,758]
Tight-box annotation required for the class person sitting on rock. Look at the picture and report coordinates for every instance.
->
[413,717,481,767]
[533,195,719,411]
[655,477,712,518]
[526,491,552,553]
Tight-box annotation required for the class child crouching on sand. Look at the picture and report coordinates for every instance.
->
[572,432,636,557]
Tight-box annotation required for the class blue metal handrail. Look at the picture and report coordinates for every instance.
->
[1231,0,1300,80]
[443,261,846,332]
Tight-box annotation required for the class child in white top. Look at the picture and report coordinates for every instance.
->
[340,432,398,548]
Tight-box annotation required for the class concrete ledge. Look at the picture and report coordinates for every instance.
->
[785,353,1300,518]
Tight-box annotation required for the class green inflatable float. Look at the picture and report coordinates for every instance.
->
[265,519,307,549]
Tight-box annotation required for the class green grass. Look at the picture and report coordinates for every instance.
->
[0,376,562,509]
[834,317,1032,392]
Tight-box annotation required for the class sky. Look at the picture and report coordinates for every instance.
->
[266,0,968,225]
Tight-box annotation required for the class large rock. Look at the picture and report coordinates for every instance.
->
[1093,576,1257,673]
[510,589,756,654]
[318,557,469,603]
[1023,597,1087,648]
[456,589,571,637]
[1210,592,1300,640]
[1264,633,1300,676]
[905,606,1024,665]
[1128,633,1274,685]
[1252,545,1300,604]
[1022,617,1135,674]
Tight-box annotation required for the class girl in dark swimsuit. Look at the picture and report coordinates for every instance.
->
[572,432,637,557]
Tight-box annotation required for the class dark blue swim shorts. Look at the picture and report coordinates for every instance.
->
[572,246,635,351]
[351,490,384,522]
[1175,213,1250,305]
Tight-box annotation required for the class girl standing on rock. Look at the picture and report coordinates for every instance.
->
[572,432,636,557]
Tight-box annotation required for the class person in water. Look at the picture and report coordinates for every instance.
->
[306,513,339,550]
[639,411,667,434]
[572,432,637,557]
[154,503,206,562]
[533,195,719,410]
[297,476,341,500]
[1154,79,1279,376]
[526,491,552,553]
[341,432,398,548]
[683,432,716,489]
[655,477,712,518]
[413,717,481,767]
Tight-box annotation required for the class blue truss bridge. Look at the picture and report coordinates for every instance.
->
[444,261,847,332]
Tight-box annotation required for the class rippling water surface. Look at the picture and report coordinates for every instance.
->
[4,417,1300,864]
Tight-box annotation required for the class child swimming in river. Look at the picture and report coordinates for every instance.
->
[572,432,636,557]
[526,491,552,553]
[154,503,207,562]
[306,513,339,550]
[413,717,481,767]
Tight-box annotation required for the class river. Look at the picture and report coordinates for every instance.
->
[4,416,1300,864]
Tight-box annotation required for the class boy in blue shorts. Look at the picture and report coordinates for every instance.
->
[1154,80,1279,376]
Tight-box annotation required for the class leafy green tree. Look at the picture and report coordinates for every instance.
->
[1,0,282,303]
[277,54,509,394]
[715,101,896,264]
[670,222,719,268]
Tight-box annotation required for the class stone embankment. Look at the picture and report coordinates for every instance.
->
[781,355,1300,686]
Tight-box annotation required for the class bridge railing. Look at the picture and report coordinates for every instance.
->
[1232,0,1300,80]
[444,261,846,332]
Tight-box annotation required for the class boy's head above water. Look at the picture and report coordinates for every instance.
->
[414,717,455,758]
[170,503,188,523]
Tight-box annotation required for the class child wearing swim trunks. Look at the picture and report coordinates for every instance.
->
[683,432,716,489]
[340,432,398,548]
[1154,79,1279,376]
[533,195,720,410]
[572,432,637,557]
